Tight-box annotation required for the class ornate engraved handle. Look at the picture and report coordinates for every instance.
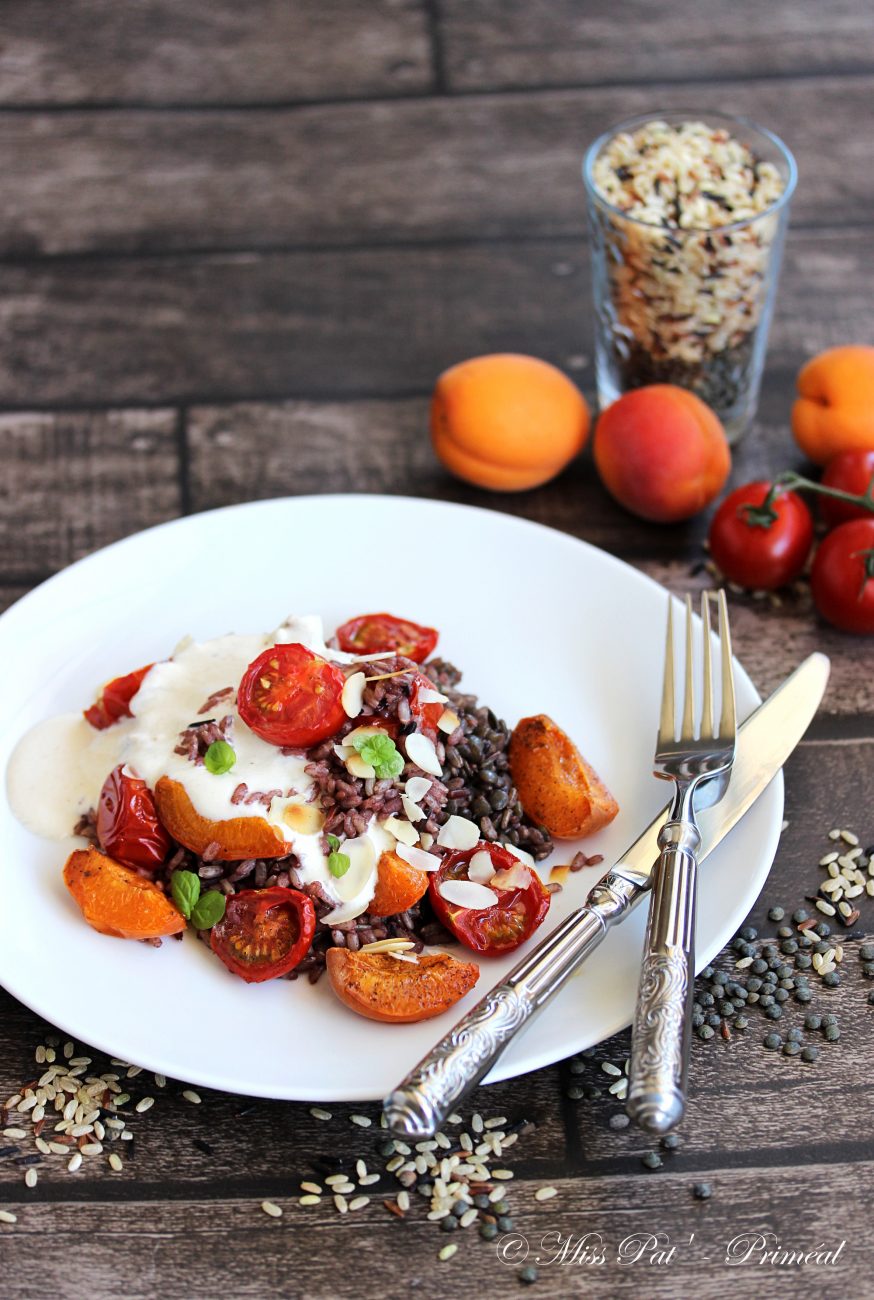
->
[626,818,700,1134]
[384,867,649,1138]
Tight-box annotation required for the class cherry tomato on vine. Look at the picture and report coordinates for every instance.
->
[210,887,316,982]
[335,613,438,663]
[810,519,874,634]
[237,643,346,748]
[96,765,171,870]
[708,481,814,590]
[820,451,874,527]
[429,843,550,957]
[84,665,154,730]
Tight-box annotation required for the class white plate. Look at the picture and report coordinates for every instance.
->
[0,496,781,1101]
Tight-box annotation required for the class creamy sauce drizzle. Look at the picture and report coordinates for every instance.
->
[6,615,391,917]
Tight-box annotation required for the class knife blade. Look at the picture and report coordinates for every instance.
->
[384,652,829,1137]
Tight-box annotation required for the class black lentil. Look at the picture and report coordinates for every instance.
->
[697,1025,715,1040]
[740,926,758,941]
[765,1005,783,1020]
[815,922,831,938]
[661,1133,681,1150]
[792,908,809,923]
[804,1013,822,1030]
[801,1046,819,1062]
[795,988,812,1004]
[693,1182,713,1200]
[642,1152,663,1169]
[824,1023,840,1041]
[822,971,841,988]
[763,1032,782,1049]
[440,1216,458,1233]
[564,1085,585,1101]
[768,906,785,921]
[479,1222,498,1241]
[822,1012,837,1026]
[609,1113,630,1131]
[518,1265,538,1285]
[497,1215,513,1232]
[860,944,874,962]
[491,1201,509,1215]
[786,1027,804,1043]
[735,1015,749,1029]
[782,1041,801,1057]
[868,991,874,1005]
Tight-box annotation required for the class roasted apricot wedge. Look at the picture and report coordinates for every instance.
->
[509,714,619,840]
[153,776,290,861]
[326,949,479,1024]
[368,848,430,918]
[63,847,185,940]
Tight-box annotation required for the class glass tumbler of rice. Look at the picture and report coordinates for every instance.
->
[583,112,797,442]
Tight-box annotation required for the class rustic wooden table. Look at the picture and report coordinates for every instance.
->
[2,3,873,1296]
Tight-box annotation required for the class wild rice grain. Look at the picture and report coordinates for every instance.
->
[438,1244,458,1262]
[309,1108,332,1122]
[135,1098,155,1114]
[182,1090,201,1105]
[397,1191,410,1212]
[260,1201,283,1218]
[24,1169,38,1189]
[535,1186,558,1201]
[333,1194,349,1215]
[299,1195,321,1206]
[67,1153,82,1173]
[300,1181,322,1195]
[350,1115,372,1128]
[349,1196,370,1211]
[108,1154,123,1173]
[0,1211,17,1224]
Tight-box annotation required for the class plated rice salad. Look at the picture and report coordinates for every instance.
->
[8,612,618,1024]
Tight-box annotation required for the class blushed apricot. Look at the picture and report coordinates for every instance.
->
[431,353,590,491]
[326,949,479,1023]
[368,849,429,917]
[509,714,619,840]
[63,848,185,940]
[154,776,291,861]
[792,346,874,465]
[594,385,730,523]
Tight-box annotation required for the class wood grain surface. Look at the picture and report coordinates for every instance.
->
[1,1,872,1295]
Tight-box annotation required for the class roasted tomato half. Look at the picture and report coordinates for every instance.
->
[410,672,446,736]
[335,612,438,663]
[84,664,154,730]
[210,887,316,983]
[96,765,172,871]
[429,843,550,957]
[237,643,346,748]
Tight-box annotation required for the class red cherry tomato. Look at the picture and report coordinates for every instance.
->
[429,844,550,957]
[820,451,874,527]
[336,613,438,663]
[96,765,172,871]
[84,664,154,730]
[708,481,814,590]
[410,672,446,736]
[237,643,346,748]
[810,519,874,634]
[210,887,316,982]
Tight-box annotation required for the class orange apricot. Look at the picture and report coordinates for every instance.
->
[64,847,185,940]
[431,353,590,491]
[792,346,874,465]
[153,776,291,861]
[593,385,730,523]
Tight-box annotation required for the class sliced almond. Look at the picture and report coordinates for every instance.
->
[467,849,496,883]
[401,795,425,823]
[396,842,443,872]
[341,671,366,719]
[346,752,376,780]
[405,732,442,777]
[503,842,535,870]
[437,708,460,735]
[344,723,388,748]
[490,863,532,891]
[416,687,448,706]
[418,832,434,851]
[282,803,325,836]
[382,816,419,847]
[333,743,354,761]
[437,815,480,851]
[404,776,432,803]
[550,864,570,885]
[437,878,499,910]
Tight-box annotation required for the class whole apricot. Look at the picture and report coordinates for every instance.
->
[431,353,590,491]
[792,346,874,465]
[593,386,730,523]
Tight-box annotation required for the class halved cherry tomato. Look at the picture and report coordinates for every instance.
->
[96,765,172,871]
[84,664,153,730]
[336,612,438,662]
[237,643,346,748]
[410,672,445,736]
[810,518,874,634]
[708,481,814,590]
[210,887,316,982]
[429,843,550,957]
[820,450,874,527]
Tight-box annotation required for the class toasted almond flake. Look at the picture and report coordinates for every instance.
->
[401,796,425,823]
[396,842,443,873]
[383,816,419,847]
[361,937,415,954]
[490,863,532,892]
[549,864,570,885]
[261,1201,283,1218]
[468,849,496,883]
[535,1186,558,1201]
[438,878,499,910]
[405,732,443,776]
[388,951,418,965]
[283,803,324,836]
[437,815,480,851]
[405,776,432,802]
[437,708,460,734]
[341,671,366,719]
[346,752,376,780]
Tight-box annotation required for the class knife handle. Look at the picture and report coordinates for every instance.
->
[626,818,700,1134]
[383,868,646,1139]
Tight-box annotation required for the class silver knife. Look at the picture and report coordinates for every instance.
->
[384,652,830,1138]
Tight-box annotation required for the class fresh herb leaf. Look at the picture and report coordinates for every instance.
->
[326,833,341,851]
[170,869,201,920]
[204,740,236,775]
[328,849,351,878]
[191,890,227,930]
[352,732,404,780]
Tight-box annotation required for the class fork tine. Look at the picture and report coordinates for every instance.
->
[700,591,714,739]
[680,595,695,741]
[659,599,676,745]
[717,589,736,740]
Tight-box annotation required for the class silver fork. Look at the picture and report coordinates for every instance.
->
[626,590,736,1134]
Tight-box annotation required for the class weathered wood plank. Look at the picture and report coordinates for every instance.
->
[1,76,872,256]
[0,226,869,408]
[0,410,181,581]
[439,0,874,91]
[0,1,432,106]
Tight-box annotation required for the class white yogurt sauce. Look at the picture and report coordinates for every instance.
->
[6,615,392,916]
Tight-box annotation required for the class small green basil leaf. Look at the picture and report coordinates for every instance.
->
[326,833,341,851]
[191,890,227,930]
[328,850,351,878]
[204,740,236,775]
[170,869,201,920]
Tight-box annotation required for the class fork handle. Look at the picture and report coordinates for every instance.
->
[626,817,700,1134]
